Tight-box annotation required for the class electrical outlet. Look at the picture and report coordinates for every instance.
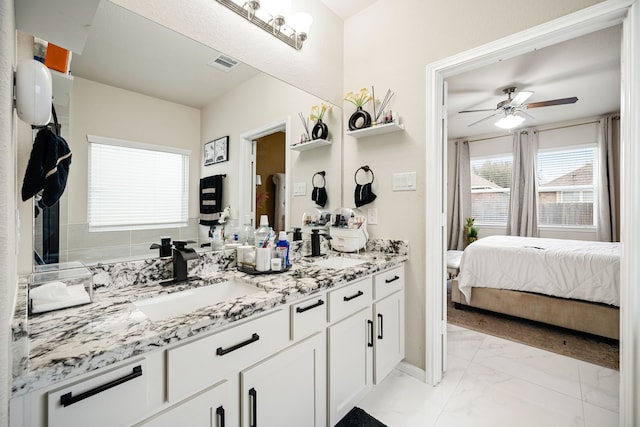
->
[368,208,378,225]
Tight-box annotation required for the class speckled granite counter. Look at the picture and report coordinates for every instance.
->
[12,239,408,397]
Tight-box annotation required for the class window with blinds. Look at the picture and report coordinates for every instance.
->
[537,146,596,227]
[87,135,190,231]
[470,154,512,225]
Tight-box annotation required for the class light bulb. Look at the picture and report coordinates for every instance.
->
[495,113,525,129]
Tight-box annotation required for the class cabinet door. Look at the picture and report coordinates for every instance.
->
[240,332,326,427]
[138,379,237,427]
[373,290,405,384]
[327,307,373,426]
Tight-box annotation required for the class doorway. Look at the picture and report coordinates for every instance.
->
[425,1,639,422]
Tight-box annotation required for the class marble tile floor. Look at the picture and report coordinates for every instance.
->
[359,324,619,427]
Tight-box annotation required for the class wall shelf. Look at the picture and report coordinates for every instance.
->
[290,138,332,152]
[346,121,404,138]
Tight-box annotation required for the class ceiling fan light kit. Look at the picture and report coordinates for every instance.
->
[460,86,578,131]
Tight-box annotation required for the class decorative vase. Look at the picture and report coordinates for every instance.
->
[348,106,372,131]
[311,119,329,140]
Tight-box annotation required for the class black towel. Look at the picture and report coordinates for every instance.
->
[355,183,376,207]
[21,127,72,207]
[199,175,224,226]
[312,186,327,207]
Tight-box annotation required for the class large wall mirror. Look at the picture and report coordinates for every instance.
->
[32,0,343,267]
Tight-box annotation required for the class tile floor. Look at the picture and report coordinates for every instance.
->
[359,324,620,427]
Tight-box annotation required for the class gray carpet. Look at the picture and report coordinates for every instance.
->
[447,288,619,370]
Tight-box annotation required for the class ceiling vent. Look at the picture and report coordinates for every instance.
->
[208,54,240,72]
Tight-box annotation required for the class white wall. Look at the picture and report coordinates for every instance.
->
[200,72,343,233]
[112,0,345,105]
[343,0,604,370]
[1,0,17,423]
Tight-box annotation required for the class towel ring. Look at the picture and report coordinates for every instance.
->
[354,165,374,185]
[312,171,326,188]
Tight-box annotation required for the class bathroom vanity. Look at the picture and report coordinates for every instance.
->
[10,242,407,427]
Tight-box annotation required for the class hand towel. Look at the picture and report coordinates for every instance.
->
[199,175,224,226]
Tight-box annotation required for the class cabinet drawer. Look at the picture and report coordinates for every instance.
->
[374,265,404,300]
[328,277,372,322]
[47,359,147,427]
[167,309,288,402]
[291,294,327,341]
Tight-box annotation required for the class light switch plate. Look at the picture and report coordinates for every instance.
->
[293,182,306,196]
[392,172,417,191]
[368,208,378,225]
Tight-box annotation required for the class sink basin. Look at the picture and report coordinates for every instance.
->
[311,257,367,269]
[134,281,264,321]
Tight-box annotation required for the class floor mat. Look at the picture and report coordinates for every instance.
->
[335,407,387,427]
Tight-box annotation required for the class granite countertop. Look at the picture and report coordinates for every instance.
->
[11,241,408,397]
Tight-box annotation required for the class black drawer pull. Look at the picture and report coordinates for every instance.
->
[60,365,142,407]
[249,387,258,427]
[296,299,325,313]
[385,275,400,284]
[216,333,260,356]
[367,320,374,347]
[377,313,384,339]
[343,290,364,302]
[216,406,226,427]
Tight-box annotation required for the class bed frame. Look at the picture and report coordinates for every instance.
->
[451,279,619,340]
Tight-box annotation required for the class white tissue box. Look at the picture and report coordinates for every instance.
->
[29,262,93,314]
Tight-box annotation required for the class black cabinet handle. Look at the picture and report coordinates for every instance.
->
[216,333,260,356]
[216,406,225,427]
[249,387,257,427]
[377,313,384,339]
[367,320,374,347]
[385,275,400,284]
[343,290,364,302]
[296,299,325,313]
[60,365,142,407]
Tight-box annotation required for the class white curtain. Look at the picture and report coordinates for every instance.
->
[448,140,471,250]
[596,114,619,242]
[507,129,539,237]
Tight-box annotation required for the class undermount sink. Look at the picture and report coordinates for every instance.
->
[311,257,367,270]
[134,280,265,321]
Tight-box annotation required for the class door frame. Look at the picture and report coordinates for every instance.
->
[425,0,639,423]
[238,119,290,229]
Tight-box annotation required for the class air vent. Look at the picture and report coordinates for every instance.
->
[208,54,240,72]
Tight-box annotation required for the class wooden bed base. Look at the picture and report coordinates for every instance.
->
[451,279,619,340]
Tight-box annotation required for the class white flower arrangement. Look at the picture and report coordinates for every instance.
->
[218,206,231,224]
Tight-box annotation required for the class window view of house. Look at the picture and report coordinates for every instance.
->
[470,154,512,225]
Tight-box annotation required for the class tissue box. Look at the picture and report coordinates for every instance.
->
[29,262,93,314]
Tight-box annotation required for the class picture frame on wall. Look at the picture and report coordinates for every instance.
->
[204,136,229,165]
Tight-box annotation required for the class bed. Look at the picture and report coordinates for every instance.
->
[450,235,620,339]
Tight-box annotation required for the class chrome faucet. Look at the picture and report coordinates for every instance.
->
[161,240,200,285]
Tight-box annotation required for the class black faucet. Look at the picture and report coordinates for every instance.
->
[149,236,172,257]
[160,240,201,285]
[310,229,332,257]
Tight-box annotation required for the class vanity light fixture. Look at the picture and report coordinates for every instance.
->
[495,111,526,130]
[215,0,312,50]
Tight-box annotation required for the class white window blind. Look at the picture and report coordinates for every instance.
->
[88,135,190,231]
[470,154,512,225]
[537,146,596,227]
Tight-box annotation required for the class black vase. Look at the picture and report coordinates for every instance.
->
[348,107,372,131]
[311,120,328,140]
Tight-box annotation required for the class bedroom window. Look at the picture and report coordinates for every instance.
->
[537,146,596,227]
[470,154,512,225]
[87,135,190,231]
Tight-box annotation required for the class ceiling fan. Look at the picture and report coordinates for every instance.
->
[459,86,578,128]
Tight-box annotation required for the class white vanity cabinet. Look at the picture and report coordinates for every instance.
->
[240,332,326,427]
[327,266,405,426]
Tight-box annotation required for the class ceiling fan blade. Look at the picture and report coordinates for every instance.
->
[518,110,535,120]
[468,112,500,127]
[510,91,533,106]
[526,96,578,109]
[459,108,497,114]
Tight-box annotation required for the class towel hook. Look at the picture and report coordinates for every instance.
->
[354,165,374,185]
[312,171,326,188]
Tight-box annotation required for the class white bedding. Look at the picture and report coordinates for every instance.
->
[457,235,620,306]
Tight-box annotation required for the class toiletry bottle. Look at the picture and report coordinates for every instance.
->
[239,214,254,245]
[276,231,291,269]
[254,215,270,248]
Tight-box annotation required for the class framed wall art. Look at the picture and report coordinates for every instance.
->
[204,136,229,165]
